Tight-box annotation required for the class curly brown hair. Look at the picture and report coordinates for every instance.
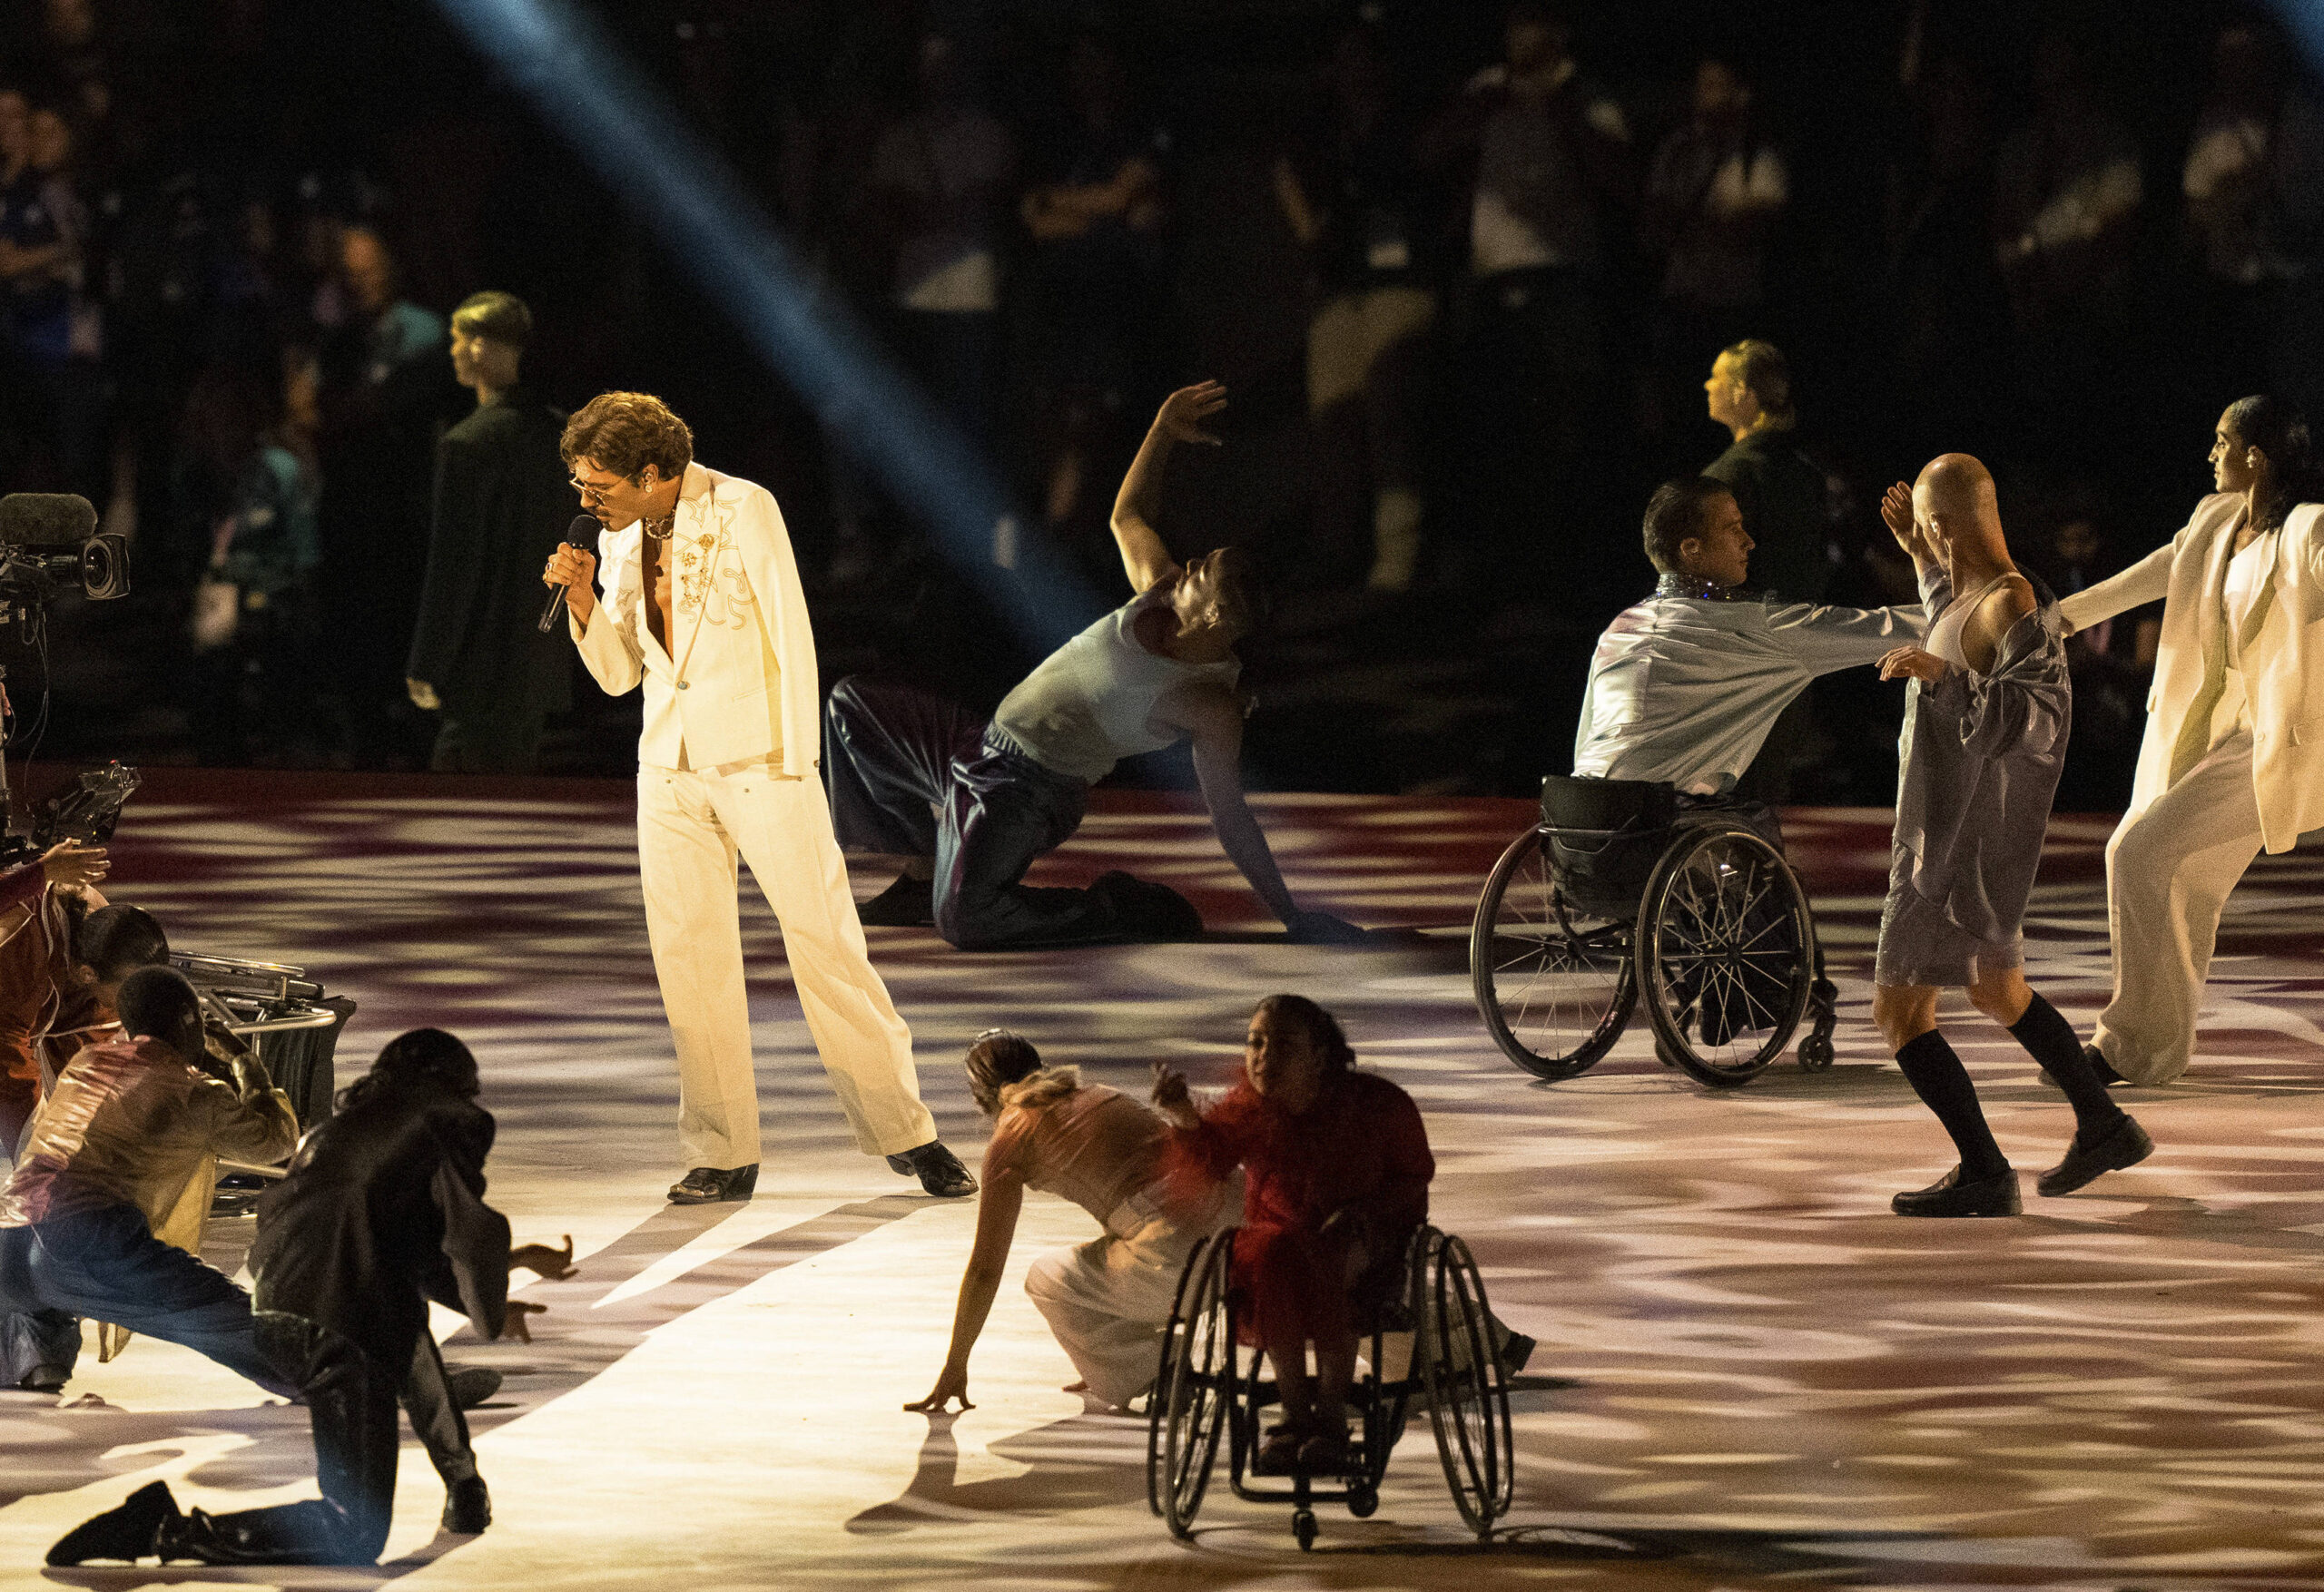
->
[560,390,694,481]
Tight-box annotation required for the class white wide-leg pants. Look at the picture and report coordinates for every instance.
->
[2093,727,2266,1085]
[1023,1210,1203,1410]
[637,762,936,1170]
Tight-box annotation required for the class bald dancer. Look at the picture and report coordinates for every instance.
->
[1870,455,2152,1216]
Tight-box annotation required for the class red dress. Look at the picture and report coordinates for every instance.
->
[1170,1069,1433,1347]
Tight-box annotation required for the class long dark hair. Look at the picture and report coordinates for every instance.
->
[70,902,169,980]
[2224,395,2320,536]
[336,1027,480,1113]
[1252,993,1356,1075]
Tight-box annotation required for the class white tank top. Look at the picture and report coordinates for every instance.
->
[991,585,1242,781]
[1925,573,2018,670]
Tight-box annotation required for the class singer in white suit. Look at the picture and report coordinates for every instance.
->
[541,392,973,1204]
[2057,397,2324,1085]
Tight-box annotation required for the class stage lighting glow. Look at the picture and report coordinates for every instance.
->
[429,0,1098,652]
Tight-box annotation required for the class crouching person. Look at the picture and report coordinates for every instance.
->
[0,966,297,1393]
[49,1028,577,1567]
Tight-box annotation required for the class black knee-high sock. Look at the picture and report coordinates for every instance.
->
[1894,1030,2008,1177]
[2008,991,2124,1140]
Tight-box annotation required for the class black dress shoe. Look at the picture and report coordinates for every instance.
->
[857,874,934,927]
[668,1165,758,1204]
[2083,1043,2126,1085]
[2037,1112,2152,1196]
[448,1367,502,1410]
[48,1480,181,1565]
[1891,1164,2020,1217]
[886,1140,978,1197]
[442,1475,492,1535]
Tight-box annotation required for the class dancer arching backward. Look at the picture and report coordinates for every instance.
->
[2054,398,2324,1085]
[825,382,1364,950]
[1871,456,2152,1217]
[905,1032,1236,1417]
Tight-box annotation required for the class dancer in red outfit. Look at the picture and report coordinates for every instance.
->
[1155,994,1432,1475]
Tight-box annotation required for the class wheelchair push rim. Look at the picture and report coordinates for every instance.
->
[1147,1232,1235,1537]
[1424,1231,1516,1538]
[1635,826,1815,1087]
[1472,827,1637,1081]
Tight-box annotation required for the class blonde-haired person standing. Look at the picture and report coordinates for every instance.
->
[541,392,972,1204]
[2057,397,2324,1084]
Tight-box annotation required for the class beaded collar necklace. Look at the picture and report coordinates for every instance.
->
[1654,573,1765,603]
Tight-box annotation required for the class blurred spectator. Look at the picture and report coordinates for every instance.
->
[1885,53,2010,460]
[1018,34,1167,575]
[316,223,448,767]
[2031,502,2156,810]
[1994,32,2142,460]
[867,32,1015,456]
[25,101,104,499]
[2182,17,2324,401]
[0,89,82,491]
[1641,56,1787,443]
[1276,24,1438,593]
[405,291,573,775]
[176,357,321,766]
[1423,2,1632,594]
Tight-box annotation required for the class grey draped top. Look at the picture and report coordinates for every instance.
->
[1573,579,1924,794]
[1892,564,2072,943]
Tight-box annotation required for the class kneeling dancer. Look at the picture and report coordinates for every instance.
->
[50,1028,574,1567]
[826,382,1363,949]
[1872,456,2152,1215]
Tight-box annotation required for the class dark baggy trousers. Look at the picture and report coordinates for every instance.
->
[0,1206,294,1395]
[824,675,1201,949]
[163,1312,478,1566]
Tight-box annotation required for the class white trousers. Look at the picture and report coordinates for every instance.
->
[1023,1209,1206,1410]
[637,762,935,1169]
[2093,727,2266,1084]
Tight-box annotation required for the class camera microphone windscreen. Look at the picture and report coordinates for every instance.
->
[0,494,97,548]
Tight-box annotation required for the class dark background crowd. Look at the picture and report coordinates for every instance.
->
[1,0,2314,810]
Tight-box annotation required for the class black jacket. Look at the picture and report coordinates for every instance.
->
[1705,427,1830,604]
[250,1085,509,1370]
[406,388,576,720]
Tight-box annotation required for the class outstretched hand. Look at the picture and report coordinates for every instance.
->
[1285,909,1368,946]
[904,1364,974,1414]
[499,1299,548,1343]
[1878,645,1948,683]
[1150,1062,1196,1125]
[1879,483,1920,557]
[510,1236,576,1281]
[1154,381,1227,446]
[39,841,107,891]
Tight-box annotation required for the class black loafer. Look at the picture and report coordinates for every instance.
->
[2037,1113,2152,1196]
[857,874,934,927]
[48,1480,180,1566]
[2083,1043,2126,1085]
[443,1475,492,1535]
[886,1140,978,1198]
[668,1165,758,1204]
[1892,1164,2020,1217]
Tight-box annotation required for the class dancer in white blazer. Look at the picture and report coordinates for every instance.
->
[2057,396,2324,1085]
[540,392,972,1204]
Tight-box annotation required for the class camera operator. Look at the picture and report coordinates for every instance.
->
[0,967,297,1393]
[0,840,112,1154]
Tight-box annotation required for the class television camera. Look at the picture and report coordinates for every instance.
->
[0,493,130,616]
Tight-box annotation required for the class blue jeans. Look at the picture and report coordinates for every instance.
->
[0,1205,294,1395]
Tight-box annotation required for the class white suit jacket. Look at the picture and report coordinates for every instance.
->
[568,461,822,776]
[2058,493,2324,854]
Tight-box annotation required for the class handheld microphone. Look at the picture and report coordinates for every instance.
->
[539,514,601,634]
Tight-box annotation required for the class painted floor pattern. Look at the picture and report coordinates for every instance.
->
[3,771,2324,1590]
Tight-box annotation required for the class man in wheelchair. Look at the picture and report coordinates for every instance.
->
[1571,477,1925,1047]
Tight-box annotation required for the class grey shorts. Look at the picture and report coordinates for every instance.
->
[1873,850,2024,989]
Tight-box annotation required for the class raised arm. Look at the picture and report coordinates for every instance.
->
[1158,682,1365,943]
[2055,538,2174,636]
[1880,481,1936,575]
[905,1156,1025,1414]
[1111,383,1226,595]
[547,537,644,696]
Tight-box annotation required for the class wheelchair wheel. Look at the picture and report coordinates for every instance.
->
[1635,826,1814,1088]
[1423,1232,1515,1539]
[1147,1232,1234,1538]
[1472,828,1637,1081]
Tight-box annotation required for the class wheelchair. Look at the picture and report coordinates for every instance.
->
[1470,776,1837,1088]
[1147,1224,1513,1550]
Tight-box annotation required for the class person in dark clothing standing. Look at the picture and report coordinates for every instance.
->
[406,291,574,773]
[1703,339,1830,801]
[48,1027,576,1567]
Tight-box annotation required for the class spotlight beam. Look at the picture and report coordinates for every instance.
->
[430,0,1098,651]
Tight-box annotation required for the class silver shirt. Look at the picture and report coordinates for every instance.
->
[1573,579,1925,794]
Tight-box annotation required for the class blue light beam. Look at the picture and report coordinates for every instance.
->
[431,0,1099,650]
